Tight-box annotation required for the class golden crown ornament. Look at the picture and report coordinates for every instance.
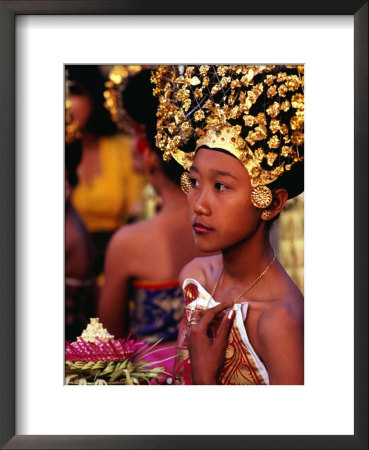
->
[104,65,156,133]
[152,65,304,193]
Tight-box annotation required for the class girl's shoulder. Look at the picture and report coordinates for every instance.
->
[259,280,304,339]
[179,254,222,290]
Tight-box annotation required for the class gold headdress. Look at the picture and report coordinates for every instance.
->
[104,65,155,133]
[152,65,304,189]
[65,70,82,145]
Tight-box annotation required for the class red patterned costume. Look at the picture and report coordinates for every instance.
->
[173,279,269,385]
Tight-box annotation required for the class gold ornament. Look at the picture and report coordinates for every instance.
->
[251,185,273,209]
[180,171,191,195]
[104,65,156,133]
[65,71,82,145]
[152,65,304,190]
[261,210,273,220]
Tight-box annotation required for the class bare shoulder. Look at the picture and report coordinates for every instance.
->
[257,285,304,384]
[179,254,222,288]
[109,218,155,249]
[259,286,304,341]
[104,220,151,269]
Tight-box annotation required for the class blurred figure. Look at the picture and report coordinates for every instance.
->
[65,138,97,341]
[67,65,146,276]
[98,69,209,375]
[278,194,304,293]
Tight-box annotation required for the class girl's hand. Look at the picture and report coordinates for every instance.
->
[186,301,236,384]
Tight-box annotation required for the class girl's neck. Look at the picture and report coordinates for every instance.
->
[82,132,99,148]
[221,228,274,284]
[151,173,187,212]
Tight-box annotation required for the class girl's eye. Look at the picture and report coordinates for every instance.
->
[215,182,228,191]
[190,177,198,188]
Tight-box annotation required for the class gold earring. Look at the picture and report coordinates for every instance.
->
[261,210,273,220]
[180,171,191,195]
[251,185,273,208]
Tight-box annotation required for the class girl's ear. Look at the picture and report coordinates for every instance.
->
[261,188,288,221]
[143,147,160,176]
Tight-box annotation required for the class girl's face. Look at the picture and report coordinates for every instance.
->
[187,147,261,253]
[69,86,93,131]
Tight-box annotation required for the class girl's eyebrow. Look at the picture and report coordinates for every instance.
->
[210,169,239,180]
[190,165,239,180]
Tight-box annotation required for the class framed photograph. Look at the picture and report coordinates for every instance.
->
[0,1,367,449]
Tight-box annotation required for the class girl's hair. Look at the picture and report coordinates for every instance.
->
[122,70,183,186]
[66,65,117,137]
[65,139,82,188]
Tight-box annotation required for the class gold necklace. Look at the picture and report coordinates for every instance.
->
[210,251,276,305]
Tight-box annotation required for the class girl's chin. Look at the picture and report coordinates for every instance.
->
[198,247,219,254]
[194,240,221,254]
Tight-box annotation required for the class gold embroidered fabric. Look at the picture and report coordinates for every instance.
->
[173,279,268,385]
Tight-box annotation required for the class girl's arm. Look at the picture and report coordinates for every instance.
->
[258,306,304,385]
[97,230,132,338]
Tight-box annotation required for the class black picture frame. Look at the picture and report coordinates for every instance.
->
[0,1,367,449]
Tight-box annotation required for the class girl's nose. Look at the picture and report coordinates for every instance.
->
[193,190,211,216]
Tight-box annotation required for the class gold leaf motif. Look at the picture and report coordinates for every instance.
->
[221,76,231,87]
[280,100,291,111]
[280,123,289,135]
[290,116,303,130]
[182,99,191,111]
[266,152,278,166]
[268,135,280,149]
[185,66,195,77]
[281,146,294,157]
[277,72,287,82]
[243,115,254,127]
[229,106,241,119]
[278,84,288,97]
[264,74,276,86]
[217,66,228,76]
[190,76,201,86]
[286,75,300,91]
[199,65,210,75]
[266,102,280,118]
[291,131,304,146]
[176,88,190,102]
[194,110,205,122]
[236,137,246,149]
[254,148,265,163]
[211,84,221,95]
[267,85,277,98]
[231,79,242,89]
[194,88,203,100]
[255,112,267,126]
[291,93,304,110]
[168,123,177,134]
[269,119,280,134]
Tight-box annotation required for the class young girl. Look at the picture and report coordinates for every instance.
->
[67,65,146,276]
[152,65,304,385]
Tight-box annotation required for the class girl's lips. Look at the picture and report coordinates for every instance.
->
[193,222,213,234]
